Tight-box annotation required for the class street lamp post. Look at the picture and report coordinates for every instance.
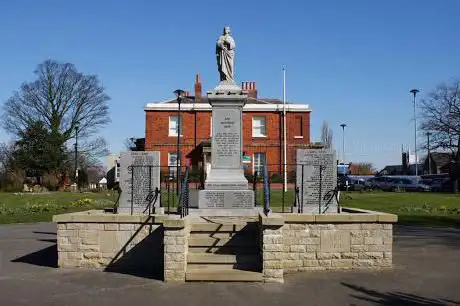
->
[74,122,80,190]
[174,89,185,196]
[340,123,347,164]
[410,89,420,176]
[427,132,432,175]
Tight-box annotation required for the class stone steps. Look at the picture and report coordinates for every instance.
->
[186,268,263,282]
[190,223,258,233]
[186,220,261,282]
[187,253,259,264]
[188,236,256,247]
[188,246,259,254]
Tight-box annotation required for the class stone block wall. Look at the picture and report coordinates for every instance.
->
[260,209,397,281]
[163,218,191,282]
[53,211,186,281]
[260,214,284,283]
[282,223,393,272]
[57,221,163,269]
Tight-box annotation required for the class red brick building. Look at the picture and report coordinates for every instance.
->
[144,75,312,175]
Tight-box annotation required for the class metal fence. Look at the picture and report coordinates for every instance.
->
[118,163,340,216]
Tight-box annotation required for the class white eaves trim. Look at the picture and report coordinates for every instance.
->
[144,103,311,112]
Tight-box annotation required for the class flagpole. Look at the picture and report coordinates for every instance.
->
[283,67,287,192]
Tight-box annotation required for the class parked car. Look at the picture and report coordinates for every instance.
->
[367,176,394,190]
[338,176,371,191]
[381,178,431,192]
[430,178,452,192]
[348,178,372,191]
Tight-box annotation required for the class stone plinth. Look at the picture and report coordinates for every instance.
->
[198,82,255,211]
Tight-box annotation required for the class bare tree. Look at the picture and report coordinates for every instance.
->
[420,79,460,191]
[321,121,333,149]
[0,142,14,173]
[2,59,110,144]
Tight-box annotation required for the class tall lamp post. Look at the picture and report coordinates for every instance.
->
[410,89,420,176]
[174,89,185,196]
[427,132,432,175]
[74,122,80,189]
[340,123,347,164]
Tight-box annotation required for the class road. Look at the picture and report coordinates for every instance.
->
[0,222,459,305]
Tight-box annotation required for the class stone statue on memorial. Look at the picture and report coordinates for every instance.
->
[216,26,235,83]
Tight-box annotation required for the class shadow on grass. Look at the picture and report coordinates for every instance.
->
[342,282,460,305]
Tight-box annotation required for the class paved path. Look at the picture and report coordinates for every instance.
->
[0,223,459,305]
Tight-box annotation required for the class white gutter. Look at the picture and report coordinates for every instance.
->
[144,103,311,112]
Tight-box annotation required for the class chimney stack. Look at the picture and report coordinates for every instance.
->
[241,81,257,99]
[194,74,202,102]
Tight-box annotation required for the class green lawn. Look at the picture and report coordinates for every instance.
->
[264,189,460,228]
[1,190,459,228]
[0,192,117,224]
[339,191,460,228]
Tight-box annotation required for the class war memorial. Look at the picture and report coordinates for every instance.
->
[53,27,397,283]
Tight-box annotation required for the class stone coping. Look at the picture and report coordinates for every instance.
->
[52,210,180,224]
[53,207,397,225]
[281,207,397,223]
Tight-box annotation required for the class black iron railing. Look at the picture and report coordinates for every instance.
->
[263,164,271,216]
[144,187,160,214]
[178,167,190,218]
[118,163,344,215]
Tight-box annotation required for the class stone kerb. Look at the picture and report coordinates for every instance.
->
[260,213,285,283]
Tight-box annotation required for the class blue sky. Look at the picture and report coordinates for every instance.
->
[1,0,459,169]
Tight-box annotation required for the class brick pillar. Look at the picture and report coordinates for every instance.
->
[260,214,285,283]
[163,217,190,282]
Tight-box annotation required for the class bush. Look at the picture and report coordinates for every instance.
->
[270,173,283,183]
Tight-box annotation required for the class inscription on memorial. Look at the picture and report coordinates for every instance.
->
[212,108,241,169]
[233,192,253,208]
[119,152,160,214]
[215,132,239,157]
[296,149,337,209]
[199,190,254,209]
[320,231,350,252]
[203,191,225,208]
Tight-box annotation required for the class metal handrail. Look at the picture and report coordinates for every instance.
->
[143,187,160,214]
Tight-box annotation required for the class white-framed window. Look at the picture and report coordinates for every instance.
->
[168,152,180,178]
[168,115,183,137]
[253,152,266,174]
[294,116,303,138]
[252,116,267,137]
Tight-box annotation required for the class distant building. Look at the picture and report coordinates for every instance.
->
[423,152,455,175]
[378,164,423,176]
